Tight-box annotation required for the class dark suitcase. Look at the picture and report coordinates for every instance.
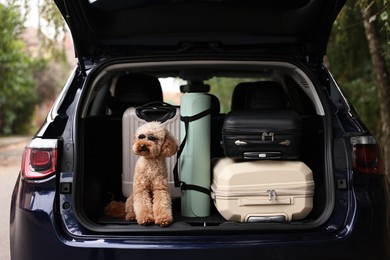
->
[222,110,302,160]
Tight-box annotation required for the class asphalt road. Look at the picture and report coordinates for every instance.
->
[0,139,29,260]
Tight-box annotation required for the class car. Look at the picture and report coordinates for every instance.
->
[10,0,390,259]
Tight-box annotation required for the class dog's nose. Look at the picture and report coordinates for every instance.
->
[140,144,148,151]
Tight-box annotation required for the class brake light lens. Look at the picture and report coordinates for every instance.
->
[21,138,58,179]
[351,136,383,175]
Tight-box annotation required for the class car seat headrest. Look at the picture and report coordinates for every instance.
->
[111,74,163,115]
[231,81,287,110]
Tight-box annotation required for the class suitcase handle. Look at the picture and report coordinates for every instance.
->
[234,139,291,147]
[239,197,291,206]
[243,151,282,159]
[136,102,177,123]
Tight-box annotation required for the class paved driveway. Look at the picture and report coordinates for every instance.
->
[0,138,29,260]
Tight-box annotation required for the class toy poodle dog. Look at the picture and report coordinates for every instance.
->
[125,121,179,227]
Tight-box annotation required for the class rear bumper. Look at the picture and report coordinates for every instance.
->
[10,175,390,260]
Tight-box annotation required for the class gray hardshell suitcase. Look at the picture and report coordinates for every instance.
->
[122,103,181,198]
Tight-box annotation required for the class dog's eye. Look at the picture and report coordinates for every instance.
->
[147,135,157,142]
[138,134,146,139]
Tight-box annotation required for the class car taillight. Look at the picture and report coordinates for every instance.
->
[351,136,383,175]
[21,138,58,179]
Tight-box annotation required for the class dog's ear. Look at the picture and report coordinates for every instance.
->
[160,131,179,157]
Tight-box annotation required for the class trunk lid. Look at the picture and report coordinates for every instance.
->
[55,0,345,68]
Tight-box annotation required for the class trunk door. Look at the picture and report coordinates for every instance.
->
[55,0,345,71]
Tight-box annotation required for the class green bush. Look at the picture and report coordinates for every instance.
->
[0,3,37,134]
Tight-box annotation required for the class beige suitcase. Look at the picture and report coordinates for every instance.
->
[122,106,181,198]
[211,158,314,222]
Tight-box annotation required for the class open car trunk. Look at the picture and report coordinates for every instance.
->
[75,58,333,233]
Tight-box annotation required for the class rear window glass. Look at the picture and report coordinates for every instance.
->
[89,0,311,11]
[160,77,263,113]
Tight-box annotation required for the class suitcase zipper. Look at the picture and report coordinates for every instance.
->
[211,181,315,198]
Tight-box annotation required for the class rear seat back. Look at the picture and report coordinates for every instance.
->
[222,81,302,160]
[231,81,288,111]
[209,94,225,158]
[110,74,163,116]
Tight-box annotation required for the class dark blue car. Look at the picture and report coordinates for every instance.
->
[10,0,390,259]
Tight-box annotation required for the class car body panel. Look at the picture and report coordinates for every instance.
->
[10,60,390,259]
[9,0,390,258]
[54,0,345,63]
[10,171,390,259]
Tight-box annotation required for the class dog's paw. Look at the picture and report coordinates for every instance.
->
[125,212,136,222]
[104,201,126,218]
[137,216,155,225]
[155,217,173,227]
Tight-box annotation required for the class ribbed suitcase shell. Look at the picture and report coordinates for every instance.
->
[211,158,314,222]
[122,107,181,198]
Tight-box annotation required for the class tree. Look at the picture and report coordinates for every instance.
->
[0,3,37,134]
[13,0,68,59]
[328,0,390,175]
[0,0,73,134]
[358,0,390,175]
[328,1,379,133]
